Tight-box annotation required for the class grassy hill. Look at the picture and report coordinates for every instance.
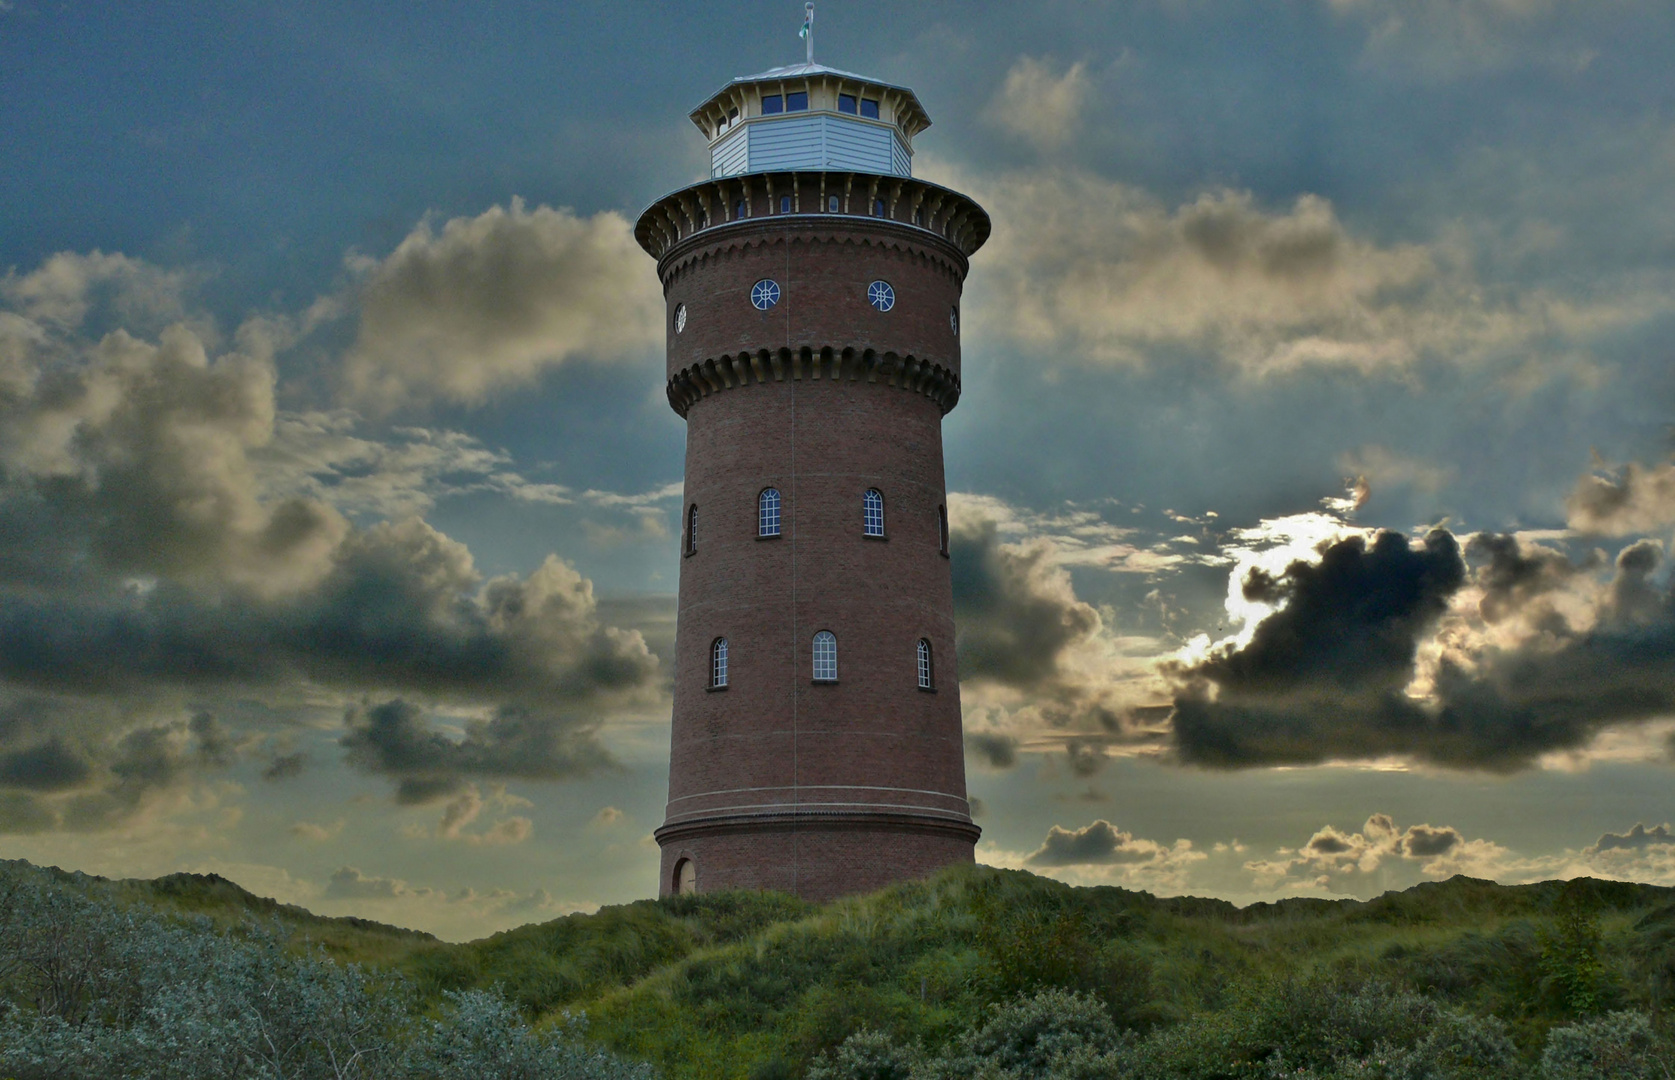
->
[8,860,1675,1078]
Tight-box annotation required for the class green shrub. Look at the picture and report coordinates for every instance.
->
[1537,1011,1672,1079]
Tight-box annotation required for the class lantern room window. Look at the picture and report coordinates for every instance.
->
[762,95,784,114]
[786,91,808,111]
[839,94,858,114]
[860,98,880,119]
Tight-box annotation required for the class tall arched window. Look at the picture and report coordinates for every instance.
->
[685,504,698,555]
[812,631,837,682]
[917,639,934,690]
[863,489,884,537]
[710,637,728,688]
[938,505,949,556]
[758,488,781,537]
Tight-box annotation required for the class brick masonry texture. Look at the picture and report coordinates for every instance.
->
[646,185,984,903]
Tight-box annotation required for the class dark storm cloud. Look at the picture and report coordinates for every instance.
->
[1026,819,1166,867]
[0,737,92,792]
[1172,530,1675,770]
[340,699,614,804]
[951,518,1098,689]
[1467,532,1591,624]
[965,732,1019,769]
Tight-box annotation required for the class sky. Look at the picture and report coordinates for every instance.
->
[2,0,1674,941]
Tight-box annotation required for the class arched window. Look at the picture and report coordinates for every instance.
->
[828,195,840,212]
[710,637,728,688]
[685,504,698,555]
[673,858,696,895]
[917,639,934,690]
[812,631,837,682]
[938,505,949,556]
[863,489,884,537]
[758,488,781,537]
[780,195,792,214]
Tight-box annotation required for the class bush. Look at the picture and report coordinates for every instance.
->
[1538,1010,1673,1079]
[806,1029,921,1080]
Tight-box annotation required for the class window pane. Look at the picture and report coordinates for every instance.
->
[828,195,839,212]
[762,95,783,114]
[712,637,728,687]
[918,639,933,689]
[786,91,808,111]
[860,98,880,119]
[813,631,837,681]
[863,489,884,536]
[687,505,697,553]
[780,195,791,214]
[873,199,885,217]
[838,94,857,114]
[759,488,781,537]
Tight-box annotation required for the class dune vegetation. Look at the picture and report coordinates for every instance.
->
[2,858,1673,1078]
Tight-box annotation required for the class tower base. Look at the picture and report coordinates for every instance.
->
[657,813,979,903]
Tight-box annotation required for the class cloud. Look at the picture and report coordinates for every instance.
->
[1027,819,1172,866]
[965,732,1019,769]
[589,805,624,828]
[1172,522,1675,770]
[1249,813,1482,889]
[341,700,614,804]
[324,865,419,900]
[1,250,188,331]
[925,164,1640,381]
[1568,459,1675,536]
[289,818,344,841]
[1587,822,1674,855]
[989,57,1090,151]
[340,198,661,410]
[262,752,307,781]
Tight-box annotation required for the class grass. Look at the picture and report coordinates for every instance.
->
[57,861,1675,1079]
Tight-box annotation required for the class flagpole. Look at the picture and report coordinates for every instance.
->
[803,3,815,64]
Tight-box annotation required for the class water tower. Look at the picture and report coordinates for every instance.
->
[635,24,989,901]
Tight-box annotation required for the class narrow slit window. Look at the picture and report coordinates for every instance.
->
[938,505,949,555]
[917,639,934,690]
[873,198,886,217]
[686,504,698,555]
[710,637,728,688]
[735,199,745,219]
[863,489,885,537]
[758,488,781,537]
[780,195,792,214]
[813,631,837,682]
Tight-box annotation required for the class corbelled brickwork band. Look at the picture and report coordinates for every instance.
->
[666,347,960,418]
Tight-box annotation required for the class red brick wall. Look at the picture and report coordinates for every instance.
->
[654,213,979,900]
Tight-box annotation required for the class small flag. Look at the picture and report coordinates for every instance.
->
[799,4,813,39]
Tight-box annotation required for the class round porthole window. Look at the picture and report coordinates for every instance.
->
[751,279,781,310]
[950,306,959,335]
[867,280,895,312]
[674,303,687,333]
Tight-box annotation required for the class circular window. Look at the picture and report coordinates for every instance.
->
[751,279,781,311]
[867,280,895,312]
[674,303,687,334]
[950,306,959,335]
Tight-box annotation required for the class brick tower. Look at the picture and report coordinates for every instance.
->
[636,52,989,902]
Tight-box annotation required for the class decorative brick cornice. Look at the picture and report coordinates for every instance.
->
[635,169,990,264]
[667,346,960,418]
